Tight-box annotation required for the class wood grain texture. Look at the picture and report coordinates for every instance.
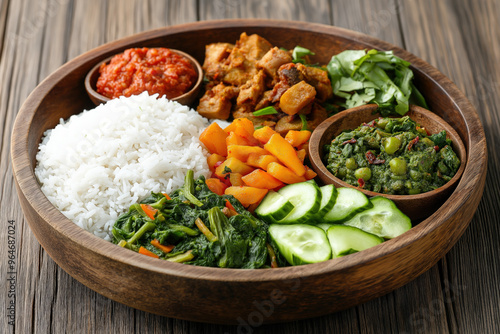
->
[0,0,498,333]
[398,1,500,333]
[9,19,486,326]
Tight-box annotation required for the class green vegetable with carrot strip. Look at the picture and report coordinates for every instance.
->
[112,170,270,268]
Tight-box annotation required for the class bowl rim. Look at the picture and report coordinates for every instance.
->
[11,18,487,283]
[83,48,204,105]
[308,103,467,204]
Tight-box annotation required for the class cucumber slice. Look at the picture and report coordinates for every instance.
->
[323,187,372,223]
[255,191,294,223]
[343,196,412,239]
[269,224,331,265]
[317,184,338,217]
[317,223,334,232]
[327,225,384,258]
[276,182,321,224]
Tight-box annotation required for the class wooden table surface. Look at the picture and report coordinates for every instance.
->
[1,0,499,333]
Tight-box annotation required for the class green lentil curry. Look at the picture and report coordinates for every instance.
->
[325,116,461,195]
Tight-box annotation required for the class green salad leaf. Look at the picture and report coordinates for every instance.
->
[326,49,428,116]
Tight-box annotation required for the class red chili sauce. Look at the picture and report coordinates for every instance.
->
[96,48,198,100]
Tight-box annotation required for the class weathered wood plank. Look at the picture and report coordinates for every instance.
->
[332,0,404,47]
[0,0,498,333]
[398,1,500,334]
[199,0,332,23]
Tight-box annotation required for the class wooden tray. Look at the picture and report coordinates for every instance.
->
[10,19,487,324]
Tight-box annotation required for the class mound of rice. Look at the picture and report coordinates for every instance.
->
[35,92,211,240]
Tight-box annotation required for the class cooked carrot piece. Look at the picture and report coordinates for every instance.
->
[246,153,279,170]
[199,122,228,156]
[207,153,226,172]
[285,130,311,148]
[264,133,306,176]
[253,126,277,144]
[215,157,254,178]
[266,162,307,184]
[246,201,261,213]
[226,131,254,147]
[162,193,171,200]
[229,118,259,146]
[229,172,244,186]
[205,178,228,196]
[304,166,318,180]
[225,186,268,207]
[241,169,283,189]
[151,239,175,253]
[225,118,255,136]
[140,204,157,220]
[227,145,269,162]
[225,199,237,212]
[296,149,306,163]
[139,246,159,259]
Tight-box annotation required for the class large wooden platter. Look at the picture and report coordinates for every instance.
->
[10,19,487,324]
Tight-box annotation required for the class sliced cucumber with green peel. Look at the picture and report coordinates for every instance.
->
[343,196,412,239]
[327,225,384,258]
[255,191,294,222]
[269,224,331,265]
[276,181,321,224]
[317,223,334,232]
[323,187,372,223]
[317,184,338,217]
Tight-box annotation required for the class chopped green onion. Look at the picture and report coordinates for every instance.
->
[253,106,278,116]
[299,114,309,131]
[292,46,315,64]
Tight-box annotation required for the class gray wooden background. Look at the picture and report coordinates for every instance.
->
[1,0,499,333]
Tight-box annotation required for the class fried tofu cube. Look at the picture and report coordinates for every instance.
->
[203,43,234,80]
[256,47,293,78]
[236,70,266,106]
[197,83,239,119]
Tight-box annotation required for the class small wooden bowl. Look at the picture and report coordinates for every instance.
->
[84,48,203,106]
[309,104,467,221]
[11,20,487,324]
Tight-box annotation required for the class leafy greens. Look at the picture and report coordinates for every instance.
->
[112,170,270,269]
[326,49,428,116]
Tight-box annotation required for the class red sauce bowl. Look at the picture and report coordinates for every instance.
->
[85,48,203,106]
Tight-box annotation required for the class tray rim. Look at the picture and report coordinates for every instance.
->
[11,18,488,287]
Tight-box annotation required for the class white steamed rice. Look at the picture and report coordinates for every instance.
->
[35,92,211,240]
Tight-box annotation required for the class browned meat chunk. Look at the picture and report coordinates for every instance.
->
[275,115,302,136]
[270,63,306,102]
[236,70,266,106]
[235,33,273,61]
[223,50,253,86]
[254,90,273,111]
[279,63,305,86]
[222,33,273,86]
[256,47,293,79]
[197,83,239,119]
[307,103,328,130]
[303,66,333,102]
[202,43,234,81]
[279,81,316,116]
